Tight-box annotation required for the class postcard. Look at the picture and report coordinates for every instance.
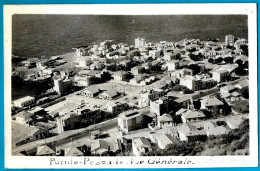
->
[4,4,258,168]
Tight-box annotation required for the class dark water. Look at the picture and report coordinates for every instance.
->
[12,15,248,100]
[12,15,248,58]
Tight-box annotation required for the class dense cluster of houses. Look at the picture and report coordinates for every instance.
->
[12,35,249,156]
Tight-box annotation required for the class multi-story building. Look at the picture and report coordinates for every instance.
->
[225,35,235,46]
[135,37,146,48]
[150,97,169,116]
[53,78,73,95]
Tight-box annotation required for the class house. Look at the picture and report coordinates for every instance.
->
[113,71,127,81]
[178,123,207,141]
[99,89,118,100]
[206,126,230,136]
[36,145,55,156]
[131,66,144,76]
[150,97,169,116]
[164,52,176,61]
[13,96,35,108]
[106,101,128,113]
[169,68,193,79]
[22,58,37,68]
[64,147,84,156]
[157,134,176,149]
[74,74,93,87]
[181,110,206,123]
[27,106,45,116]
[212,70,229,82]
[14,112,33,125]
[220,85,236,94]
[91,139,122,155]
[132,137,152,156]
[167,60,180,71]
[235,79,249,89]
[149,50,160,58]
[200,96,224,110]
[204,121,218,130]
[138,89,164,108]
[157,114,174,128]
[130,74,146,85]
[81,86,100,97]
[118,110,144,132]
[226,116,244,129]
[91,140,110,155]
[28,127,50,140]
[180,75,215,91]
[90,61,104,70]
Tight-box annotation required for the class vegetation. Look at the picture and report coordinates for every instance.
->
[172,85,193,94]
[232,100,249,113]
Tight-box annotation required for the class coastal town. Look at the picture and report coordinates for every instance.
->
[11,35,249,156]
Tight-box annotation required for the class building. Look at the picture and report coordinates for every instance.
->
[157,114,174,128]
[91,139,122,155]
[206,126,230,136]
[167,60,180,71]
[53,78,73,95]
[81,86,101,97]
[157,134,176,149]
[178,123,207,141]
[226,116,244,129]
[181,110,206,123]
[13,96,35,108]
[220,85,236,95]
[150,97,169,116]
[118,110,144,132]
[65,147,84,156]
[27,106,45,116]
[131,66,144,76]
[73,46,90,57]
[200,96,224,110]
[135,37,146,48]
[74,74,93,87]
[90,61,104,70]
[212,70,229,83]
[235,79,249,89]
[225,35,235,46]
[164,52,176,61]
[36,145,55,156]
[138,89,164,108]
[99,89,119,100]
[204,121,218,130]
[113,71,127,81]
[106,101,128,114]
[132,137,152,156]
[14,112,33,125]
[28,127,50,140]
[169,68,193,79]
[149,50,160,58]
[180,75,215,91]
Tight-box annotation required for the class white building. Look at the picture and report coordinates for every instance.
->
[135,37,146,48]
[132,137,152,156]
[13,96,35,108]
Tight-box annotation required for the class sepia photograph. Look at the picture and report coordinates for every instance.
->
[4,4,258,169]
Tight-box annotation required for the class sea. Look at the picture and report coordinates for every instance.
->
[12,15,248,100]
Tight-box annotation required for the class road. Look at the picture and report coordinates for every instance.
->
[11,117,117,155]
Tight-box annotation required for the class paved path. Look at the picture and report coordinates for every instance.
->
[12,118,117,155]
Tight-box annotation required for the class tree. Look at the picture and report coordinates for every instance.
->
[235,59,243,66]
[189,64,201,75]
[240,87,249,99]
[215,57,223,64]
[175,53,181,60]
[208,58,214,63]
[240,45,248,56]
[224,57,234,64]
